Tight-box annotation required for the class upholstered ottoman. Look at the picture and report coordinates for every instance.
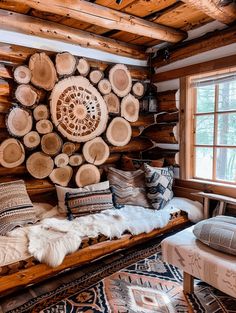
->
[161,226,236,298]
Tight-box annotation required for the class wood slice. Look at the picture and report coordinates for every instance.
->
[69,154,84,166]
[33,104,49,121]
[41,132,63,156]
[6,107,33,137]
[110,137,153,153]
[0,138,25,168]
[26,152,54,179]
[89,70,104,85]
[109,64,132,97]
[83,137,110,166]
[106,117,132,147]
[142,123,179,144]
[23,131,40,149]
[121,94,139,122]
[14,65,31,84]
[15,84,42,108]
[62,142,80,156]
[104,92,120,114]
[55,52,77,76]
[49,166,73,187]
[50,76,108,142]
[36,119,53,134]
[98,79,111,95]
[75,164,100,187]
[29,52,57,91]
[132,82,145,98]
[77,58,90,76]
[54,153,69,167]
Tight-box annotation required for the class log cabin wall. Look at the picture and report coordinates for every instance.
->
[0,42,180,203]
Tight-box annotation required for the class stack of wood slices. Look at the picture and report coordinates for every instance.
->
[0,51,179,187]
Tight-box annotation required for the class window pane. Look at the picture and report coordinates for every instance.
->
[195,115,214,145]
[218,80,236,112]
[216,148,236,182]
[195,147,213,179]
[217,113,236,145]
[196,85,215,113]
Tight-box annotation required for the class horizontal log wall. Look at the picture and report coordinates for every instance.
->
[0,42,180,202]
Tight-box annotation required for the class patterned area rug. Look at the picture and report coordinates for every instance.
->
[1,230,236,313]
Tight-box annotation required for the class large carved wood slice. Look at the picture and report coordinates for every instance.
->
[41,132,63,156]
[33,104,49,121]
[55,52,77,76]
[14,65,31,84]
[0,138,25,168]
[109,64,132,97]
[106,117,132,146]
[121,94,139,122]
[75,164,100,187]
[50,76,108,142]
[6,107,33,137]
[83,137,110,165]
[23,131,40,149]
[29,52,57,91]
[49,165,73,186]
[26,152,54,179]
[104,92,120,114]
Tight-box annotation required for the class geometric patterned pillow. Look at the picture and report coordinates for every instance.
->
[144,164,174,210]
[0,180,36,235]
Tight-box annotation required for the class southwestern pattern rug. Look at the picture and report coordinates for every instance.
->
[1,231,236,313]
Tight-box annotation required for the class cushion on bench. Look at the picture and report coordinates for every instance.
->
[193,216,236,256]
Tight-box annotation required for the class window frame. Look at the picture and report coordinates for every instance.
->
[180,67,236,187]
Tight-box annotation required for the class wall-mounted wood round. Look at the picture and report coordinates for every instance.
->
[0,138,25,168]
[50,76,108,142]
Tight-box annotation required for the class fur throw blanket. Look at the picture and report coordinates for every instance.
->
[22,206,171,267]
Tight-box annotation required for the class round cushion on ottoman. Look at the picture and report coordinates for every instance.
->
[193,215,236,255]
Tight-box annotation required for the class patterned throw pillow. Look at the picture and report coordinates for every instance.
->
[193,216,236,256]
[144,164,174,210]
[121,155,164,171]
[107,167,151,208]
[0,180,36,235]
[66,188,114,218]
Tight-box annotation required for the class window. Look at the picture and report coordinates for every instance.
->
[187,71,236,185]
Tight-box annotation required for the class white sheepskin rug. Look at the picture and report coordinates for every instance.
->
[27,206,171,267]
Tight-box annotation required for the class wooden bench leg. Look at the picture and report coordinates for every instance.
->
[183,272,194,294]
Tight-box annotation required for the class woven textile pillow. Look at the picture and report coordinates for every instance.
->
[193,216,236,256]
[144,164,174,210]
[107,167,151,208]
[0,180,36,235]
[56,181,110,213]
[121,155,164,171]
[66,188,114,218]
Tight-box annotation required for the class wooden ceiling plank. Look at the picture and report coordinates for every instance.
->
[0,9,146,60]
[95,0,136,11]
[182,0,236,25]
[153,25,236,67]
[23,0,187,42]
[153,3,213,31]
[0,1,30,13]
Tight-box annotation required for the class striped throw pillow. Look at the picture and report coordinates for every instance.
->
[66,189,114,218]
[0,180,36,235]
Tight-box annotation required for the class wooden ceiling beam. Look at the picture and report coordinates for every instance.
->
[22,0,187,43]
[181,0,236,25]
[0,9,146,60]
[153,25,236,67]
